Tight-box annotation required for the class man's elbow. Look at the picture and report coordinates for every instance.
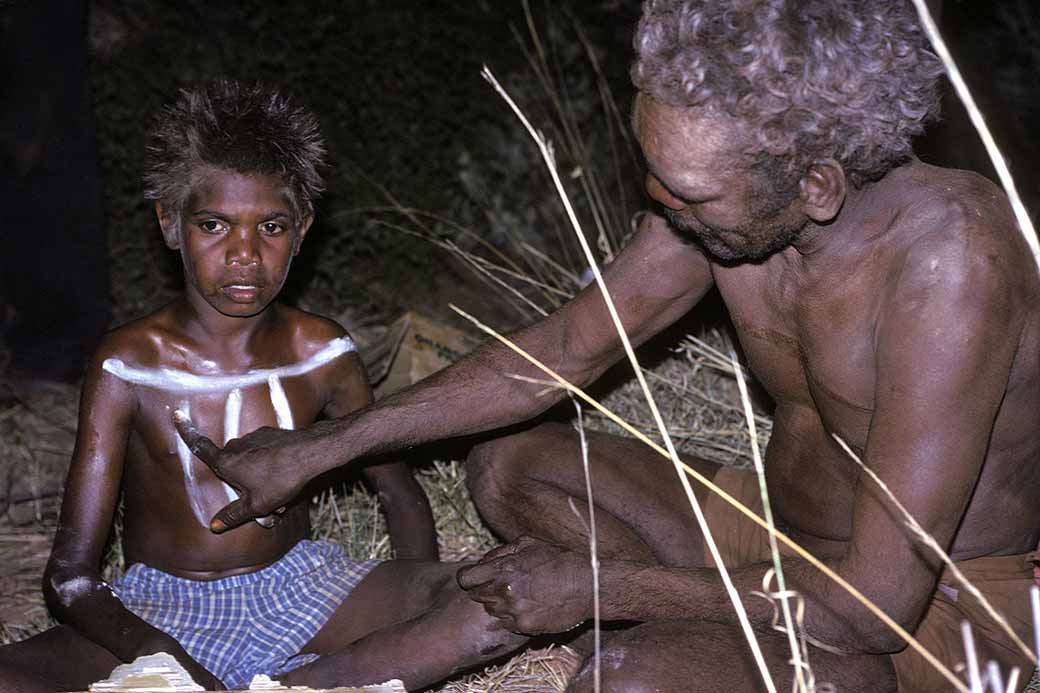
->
[853,623,913,655]
[826,605,925,656]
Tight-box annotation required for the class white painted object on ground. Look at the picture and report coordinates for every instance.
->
[89,652,204,691]
[245,673,406,692]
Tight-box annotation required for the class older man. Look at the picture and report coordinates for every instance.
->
[180,1,1040,690]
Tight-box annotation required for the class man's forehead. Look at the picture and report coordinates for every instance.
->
[634,94,749,179]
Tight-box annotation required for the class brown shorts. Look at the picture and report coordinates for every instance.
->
[702,466,1036,692]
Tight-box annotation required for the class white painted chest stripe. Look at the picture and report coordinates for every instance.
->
[101,336,355,393]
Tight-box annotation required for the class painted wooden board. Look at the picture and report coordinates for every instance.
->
[82,652,406,693]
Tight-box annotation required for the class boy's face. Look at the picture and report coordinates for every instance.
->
[158,169,312,320]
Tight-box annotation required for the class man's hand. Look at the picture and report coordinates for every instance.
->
[456,536,592,635]
[172,410,308,533]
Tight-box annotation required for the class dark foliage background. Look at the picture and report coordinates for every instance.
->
[86,0,644,327]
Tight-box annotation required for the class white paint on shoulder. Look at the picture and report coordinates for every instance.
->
[101,336,355,393]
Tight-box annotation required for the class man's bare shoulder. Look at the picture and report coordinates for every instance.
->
[882,162,1033,292]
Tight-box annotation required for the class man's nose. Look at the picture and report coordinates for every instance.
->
[645,173,686,211]
[226,228,261,265]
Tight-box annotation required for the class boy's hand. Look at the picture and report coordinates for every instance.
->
[173,411,302,533]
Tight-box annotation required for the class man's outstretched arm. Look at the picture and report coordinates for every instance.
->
[175,213,715,531]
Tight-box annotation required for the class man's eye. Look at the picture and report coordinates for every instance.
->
[199,220,225,234]
[261,222,286,235]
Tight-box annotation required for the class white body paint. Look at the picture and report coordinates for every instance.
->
[105,339,351,529]
[267,374,295,430]
[101,337,355,393]
[222,389,243,503]
[51,575,96,608]
[175,401,211,527]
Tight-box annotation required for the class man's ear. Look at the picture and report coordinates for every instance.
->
[155,201,181,249]
[799,159,846,223]
[293,214,315,255]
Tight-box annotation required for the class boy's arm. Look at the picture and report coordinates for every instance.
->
[322,348,438,561]
[45,345,224,690]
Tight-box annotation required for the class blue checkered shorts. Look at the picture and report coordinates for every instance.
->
[112,540,380,689]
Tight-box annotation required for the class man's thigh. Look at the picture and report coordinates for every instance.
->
[567,619,895,693]
[468,422,728,567]
[0,625,120,692]
[300,560,462,656]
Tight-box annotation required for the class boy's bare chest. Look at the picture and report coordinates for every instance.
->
[134,377,321,462]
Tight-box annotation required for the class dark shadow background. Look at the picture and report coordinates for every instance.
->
[2,0,1037,376]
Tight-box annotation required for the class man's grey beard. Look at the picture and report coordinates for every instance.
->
[664,208,803,264]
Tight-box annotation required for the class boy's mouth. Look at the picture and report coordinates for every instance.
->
[221,283,264,302]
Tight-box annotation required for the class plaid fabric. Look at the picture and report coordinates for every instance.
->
[112,540,380,689]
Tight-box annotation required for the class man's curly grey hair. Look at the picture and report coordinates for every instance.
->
[632,0,944,188]
[144,81,325,226]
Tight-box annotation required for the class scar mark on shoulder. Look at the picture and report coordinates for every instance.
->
[804,363,873,414]
[732,320,801,357]
[101,336,355,392]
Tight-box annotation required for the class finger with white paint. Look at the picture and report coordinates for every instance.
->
[172,408,221,465]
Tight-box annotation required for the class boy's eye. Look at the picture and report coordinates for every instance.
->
[260,222,286,236]
[199,220,226,234]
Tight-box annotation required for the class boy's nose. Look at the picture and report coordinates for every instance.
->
[226,229,261,265]
[645,173,686,211]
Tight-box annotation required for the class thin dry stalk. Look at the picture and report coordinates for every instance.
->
[832,434,1037,666]
[1007,666,1023,693]
[909,0,1040,266]
[450,304,968,692]
[570,399,600,693]
[962,621,984,692]
[986,659,1007,693]
[1034,587,1040,674]
[479,66,777,692]
[731,353,809,693]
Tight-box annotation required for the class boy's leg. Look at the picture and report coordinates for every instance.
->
[288,561,527,690]
[0,625,120,693]
[466,422,724,568]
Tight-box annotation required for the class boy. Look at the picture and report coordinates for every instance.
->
[0,82,518,692]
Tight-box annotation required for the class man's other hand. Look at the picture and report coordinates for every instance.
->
[172,410,305,533]
[456,536,593,635]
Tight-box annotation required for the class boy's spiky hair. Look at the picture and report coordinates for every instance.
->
[143,80,326,225]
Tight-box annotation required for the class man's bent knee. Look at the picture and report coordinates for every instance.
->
[465,427,549,508]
